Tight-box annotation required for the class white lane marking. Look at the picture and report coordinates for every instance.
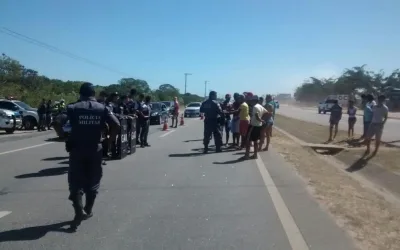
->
[0,211,12,219]
[0,142,55,156]
[159,130,176,137]
[256,157,310,250]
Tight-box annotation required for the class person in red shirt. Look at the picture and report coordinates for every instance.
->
[171,96,180,128]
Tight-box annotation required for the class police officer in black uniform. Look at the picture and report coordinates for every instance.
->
[97,91,110,158]
[66,82,120,231]
[200,91,224,153]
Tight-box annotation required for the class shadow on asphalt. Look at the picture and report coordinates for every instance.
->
[42,156,69,161]
[169,152,205,157]
[346,151,376,172]
[0,221,74,242]
[44,137,64,142]
[15,167,69,179]
[183,139,203,142]
[213,157,246,165]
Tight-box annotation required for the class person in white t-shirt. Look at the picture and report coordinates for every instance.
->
[365,95,388,155]
[241,96,269,160]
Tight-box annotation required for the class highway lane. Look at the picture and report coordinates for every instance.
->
[0,118,356,249]
[277,105,400,147]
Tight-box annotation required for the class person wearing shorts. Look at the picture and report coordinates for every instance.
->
[259,98,274,151]
[242,96,268,160]
[347,100,357,138]
[328,100,342,141]
[230,93,241,147]
[365,95,388,155]
[238,95,250,149]
[170,97,180,128]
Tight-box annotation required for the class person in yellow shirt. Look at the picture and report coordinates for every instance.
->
[238,95,250,149]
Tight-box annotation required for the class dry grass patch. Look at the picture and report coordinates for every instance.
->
[270,131,400,250]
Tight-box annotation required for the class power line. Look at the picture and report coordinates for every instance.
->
[0,27,130,76]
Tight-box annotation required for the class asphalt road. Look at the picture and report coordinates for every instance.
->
[277,105,400,147]
[0,117,357,249]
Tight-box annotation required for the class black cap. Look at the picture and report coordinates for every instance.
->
[209,91,217,98]
[79,82,95,97]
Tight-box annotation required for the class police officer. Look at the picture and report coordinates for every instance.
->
[200,91,224,153]
[97,91,111,158]
[107,92,120,158]
[66,82,120,231]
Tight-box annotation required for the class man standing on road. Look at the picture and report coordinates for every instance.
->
[220,94,232,145]
[135,94,145,145]
[37,99,46,131]
[139,96,151,148]
[328,100,342,141]
[266,95,276,137]
[200,91,224,153]
[362,94,376,140]
[230,93,241,148]
[238,94,250,149]
[171,96,180,128]
[46,100,52,130]
[365,95,388,155]
[66,82,120,231]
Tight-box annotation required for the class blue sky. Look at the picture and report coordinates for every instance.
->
[1,0,400,97]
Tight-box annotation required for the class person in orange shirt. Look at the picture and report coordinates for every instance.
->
[171,96,180,128]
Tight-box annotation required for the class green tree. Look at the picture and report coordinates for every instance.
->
[0,54,204,107]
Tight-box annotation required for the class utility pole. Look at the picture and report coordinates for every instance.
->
[204,81,209,98]
[184,73,192,94]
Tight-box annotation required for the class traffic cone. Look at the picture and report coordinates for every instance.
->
[162,118,169,131]
[180,114,184,126]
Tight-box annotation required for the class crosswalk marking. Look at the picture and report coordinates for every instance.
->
[0,211,12,219]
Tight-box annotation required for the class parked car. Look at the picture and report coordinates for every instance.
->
[0,109,23,134]
[0,99,39,130]
[161,101,174,114]
[149,102,169,125]
[184,102,201,117]
[318,99,337,114]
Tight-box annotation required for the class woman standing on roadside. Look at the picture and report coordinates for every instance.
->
[259,95,274,151]
[347,100,357,138]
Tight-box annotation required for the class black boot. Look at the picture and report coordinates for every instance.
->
[84,195,95,219]
[70,195,85,231]
[203,146,209,154]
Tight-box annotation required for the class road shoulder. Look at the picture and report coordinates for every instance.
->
[265,127,400,250]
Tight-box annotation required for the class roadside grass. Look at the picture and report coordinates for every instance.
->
[268,129,400,250]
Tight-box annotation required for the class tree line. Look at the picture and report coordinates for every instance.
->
[294,65,400,103]
[0,54,204,107]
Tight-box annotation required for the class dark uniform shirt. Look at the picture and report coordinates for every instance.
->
[38,103,46,115]
[200,99,223,121]
[67,97,120,150]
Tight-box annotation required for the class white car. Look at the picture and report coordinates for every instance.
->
[0,109,23,134]
[184,102,202,117]
[0,99,39,130]
[318,99,336,114]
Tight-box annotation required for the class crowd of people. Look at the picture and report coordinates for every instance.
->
[201,91,278,160]
[326,93,389,155]
[36,99,65,131]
